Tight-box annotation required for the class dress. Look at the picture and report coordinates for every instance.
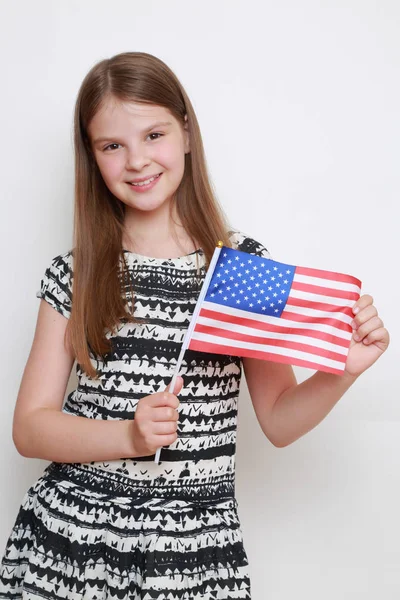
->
[0,230,270,600]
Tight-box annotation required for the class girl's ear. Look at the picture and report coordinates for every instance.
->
[183,114,190,154]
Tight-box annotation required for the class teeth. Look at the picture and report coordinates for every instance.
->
[131,174,159,187]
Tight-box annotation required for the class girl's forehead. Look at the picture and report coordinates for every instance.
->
[92,98,174,127]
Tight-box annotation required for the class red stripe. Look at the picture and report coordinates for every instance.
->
[280,310,351,333]
[291,281,360,301]
[286,296,354,318]
[199,307,349,347]
[188,339,345,375]
[295,265,361,287]
[193,324,347,363]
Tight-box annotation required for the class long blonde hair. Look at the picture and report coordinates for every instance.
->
[68,52,231,378]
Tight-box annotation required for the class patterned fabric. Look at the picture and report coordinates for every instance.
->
[0,230,270,600]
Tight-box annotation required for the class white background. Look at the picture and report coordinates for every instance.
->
[0,1,399,598]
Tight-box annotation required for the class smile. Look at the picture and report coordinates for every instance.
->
[130,173,161,187]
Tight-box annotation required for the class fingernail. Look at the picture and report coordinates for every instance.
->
[353,306,359,314]
[351,320,358,329]
[353,333,360,341]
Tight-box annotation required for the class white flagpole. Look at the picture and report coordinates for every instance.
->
[154,242,224,464]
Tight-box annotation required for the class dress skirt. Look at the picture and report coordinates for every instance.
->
[0,462,251,599]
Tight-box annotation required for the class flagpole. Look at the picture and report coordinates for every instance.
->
[154,241,224,464]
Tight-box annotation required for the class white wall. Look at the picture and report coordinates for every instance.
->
[1,1,399,598]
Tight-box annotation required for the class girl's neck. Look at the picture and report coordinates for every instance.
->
[122,202,197,258]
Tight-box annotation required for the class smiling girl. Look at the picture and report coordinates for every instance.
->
[0,52,389,599]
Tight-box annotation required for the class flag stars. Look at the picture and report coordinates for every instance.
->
[273,266,278,271]
[235,256,239,261]
[271,276,275,281]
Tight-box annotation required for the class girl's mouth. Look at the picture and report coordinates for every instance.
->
[128,173,162,192]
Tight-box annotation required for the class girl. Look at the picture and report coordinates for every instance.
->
[0,52,389,599]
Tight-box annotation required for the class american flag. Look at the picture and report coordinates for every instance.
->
[187,246,362,375]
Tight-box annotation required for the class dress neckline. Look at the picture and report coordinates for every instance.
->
[122,247,203,261]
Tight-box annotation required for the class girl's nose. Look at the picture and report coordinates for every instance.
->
[125,145,151,171]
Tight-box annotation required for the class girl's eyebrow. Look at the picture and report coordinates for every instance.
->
[92,121,173,145]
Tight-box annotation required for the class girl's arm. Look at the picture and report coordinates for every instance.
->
[13,300,138,462]
[243,294,389,447]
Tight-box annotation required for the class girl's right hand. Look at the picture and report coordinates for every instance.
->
[129,376,184,457]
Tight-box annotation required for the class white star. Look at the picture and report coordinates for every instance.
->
[222,279,226,284]
[239,290,244,294]
[235,256,239,261]
[252,293,256,297]
[240,262,245,267]
[224,296,228,301]
[245,296,249,300]
[233,266,237,271]
[273,293,278,297]
[274,309,279,313]
[224,269,229,274]
[266,269,270,274]
[270,302,274,307]
[276,283,280,287]
[262,306,266,311]
[268,286,272,291]
[223,253,227,257]
[263,279,267,284]
[284,279,288,284]
[245,269,250,274]
[250,276,255,281]
[232,293,236,297]
[230,276,234,281]
[248,259,253,264]
[253,266,257,270]
[218,290,222,294]
[228,259,232,264]
[273,266,278,271]
[236,299,241,304]
[286,269,291,274]
[271,276,275,281]
[278,272,283,278]
[257,299,262,304]
[249,303,254,307]
[214,283,218,287]
[266,296,270,301]
[234,282,239,287]
[278,299,282,304]
[243,279,247,284]
[217,273,221,278]
[261,263,265,267]
[211,293,215,297]
[255,283,260,288]
[227,286,231,291]
[281,289,286,294]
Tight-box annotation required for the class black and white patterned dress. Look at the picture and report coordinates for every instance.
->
[0,230,270,600]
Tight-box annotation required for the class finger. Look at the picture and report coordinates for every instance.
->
[166,376,184,395]
[153,421,178,435]
[148,392,180,409]
[351,304,378,329]
[352,294,373,315]
[353,316,384,342]
[361,327,390,347]
[152,406,179,422]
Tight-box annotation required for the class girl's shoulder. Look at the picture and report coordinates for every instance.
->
[227,228,271,259]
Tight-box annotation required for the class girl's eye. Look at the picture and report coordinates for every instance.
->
[148,132,163,141]
[103,143,121,151]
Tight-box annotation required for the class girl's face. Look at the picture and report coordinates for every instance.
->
[88,98,190,215]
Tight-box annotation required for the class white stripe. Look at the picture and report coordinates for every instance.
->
[202,300,353,328]
[294,273,361,294]
[290,289,356,307]
[283,303,353,325]
[196,315,349,355]
[191,331,345,370]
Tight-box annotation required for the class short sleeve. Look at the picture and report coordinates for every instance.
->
[36,251,73,319]
[228,229,272,260]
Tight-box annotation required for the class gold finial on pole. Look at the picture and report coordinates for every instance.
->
[217,240,224,248]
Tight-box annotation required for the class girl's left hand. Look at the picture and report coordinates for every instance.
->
[345,294,390,377]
